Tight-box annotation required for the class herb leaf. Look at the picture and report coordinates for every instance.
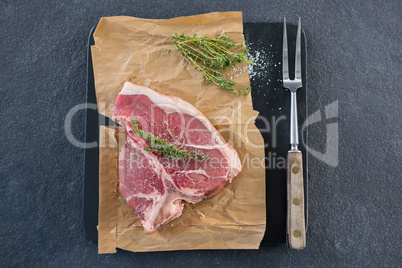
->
[132,118,209,161]
[172,33,253,95]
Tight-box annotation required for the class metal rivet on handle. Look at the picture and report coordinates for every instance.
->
[292,167,299,174]
[293,198,300,205]
[293,230,301,237]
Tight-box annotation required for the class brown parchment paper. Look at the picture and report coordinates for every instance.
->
[93,12,266,253]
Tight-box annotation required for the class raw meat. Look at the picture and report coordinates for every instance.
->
[113,82,241,232]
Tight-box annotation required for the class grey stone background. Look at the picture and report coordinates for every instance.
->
[0,0,400,267]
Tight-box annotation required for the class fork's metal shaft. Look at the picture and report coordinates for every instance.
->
[290,91,299,151]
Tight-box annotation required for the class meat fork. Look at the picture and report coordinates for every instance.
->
[283,17,306,250]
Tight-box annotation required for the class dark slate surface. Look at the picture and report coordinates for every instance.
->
[0,0,400,267]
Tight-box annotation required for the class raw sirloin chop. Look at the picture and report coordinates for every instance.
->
[113,82,242,232]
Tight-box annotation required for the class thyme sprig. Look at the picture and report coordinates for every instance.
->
[172,33,253,95]
[131,118,209,161]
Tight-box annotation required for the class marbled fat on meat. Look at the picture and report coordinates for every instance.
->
[113,82,241,232]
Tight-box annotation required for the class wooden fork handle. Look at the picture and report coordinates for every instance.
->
[286,151,306,250]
